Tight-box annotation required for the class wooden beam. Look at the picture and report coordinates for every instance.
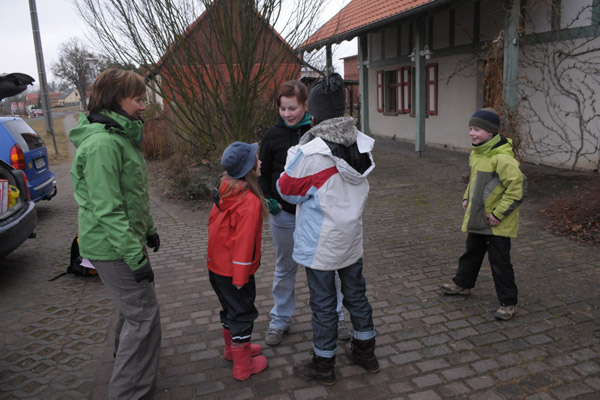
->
[358,34,370,134]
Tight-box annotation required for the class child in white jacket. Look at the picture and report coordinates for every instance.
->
[277,73,379,385]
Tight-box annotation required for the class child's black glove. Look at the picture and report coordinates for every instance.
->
[146,233,161,252]
[133,255,154,283]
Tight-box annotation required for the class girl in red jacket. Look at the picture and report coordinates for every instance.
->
[207,141,268,380]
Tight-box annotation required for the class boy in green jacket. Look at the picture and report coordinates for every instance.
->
[441,108,527,321]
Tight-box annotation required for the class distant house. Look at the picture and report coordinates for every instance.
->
[60,88,80,107]
[342,55,360,114]
[49,92,63,108]
[25,93,39,109]
[301,0,600,170]
[26,92,64,108]
[10,101,27,115]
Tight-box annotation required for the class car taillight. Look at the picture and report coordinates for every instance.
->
[20,170,31,200]
[10,144,26,170]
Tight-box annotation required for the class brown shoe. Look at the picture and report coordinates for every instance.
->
[440,281,471,295]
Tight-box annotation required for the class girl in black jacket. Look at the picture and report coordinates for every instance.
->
[259,80,350,346]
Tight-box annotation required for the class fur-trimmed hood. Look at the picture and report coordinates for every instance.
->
[299,117,358,147]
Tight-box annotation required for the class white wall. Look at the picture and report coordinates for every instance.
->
[367,54,479,151]
[519,37,600,170]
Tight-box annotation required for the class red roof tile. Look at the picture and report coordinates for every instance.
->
[301,0,436,50]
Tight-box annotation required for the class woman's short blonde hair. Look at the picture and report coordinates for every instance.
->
[87,68,146,114]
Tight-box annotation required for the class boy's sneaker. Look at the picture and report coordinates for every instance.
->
[265,327,289,346]
[440,281,471,295]
[337,320,351,341]
[495,305,517,320]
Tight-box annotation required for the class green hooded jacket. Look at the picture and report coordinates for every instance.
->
[69,111,157,271]
[462,134,527,238]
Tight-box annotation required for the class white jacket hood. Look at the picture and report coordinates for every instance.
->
[297,117,375,185]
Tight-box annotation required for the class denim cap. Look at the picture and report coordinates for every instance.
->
[221,141,258,179]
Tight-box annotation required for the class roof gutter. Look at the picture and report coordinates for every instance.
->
[297,0,456,53]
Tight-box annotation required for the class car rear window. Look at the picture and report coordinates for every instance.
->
[1,119,45,151]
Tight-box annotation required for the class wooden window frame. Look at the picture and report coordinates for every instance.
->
[376,70,384,112]
[396,68,403,114]
[398,66,411,114]
[426,63,438,116]
[383,70,398,115]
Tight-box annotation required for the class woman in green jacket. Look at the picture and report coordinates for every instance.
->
[69,68,161,400]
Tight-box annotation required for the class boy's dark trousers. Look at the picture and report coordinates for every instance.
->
[454,233,518,306]
[209,271,258,343]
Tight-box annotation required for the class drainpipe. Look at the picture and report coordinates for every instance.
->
[414,15,427,156]
[503,0,520,137]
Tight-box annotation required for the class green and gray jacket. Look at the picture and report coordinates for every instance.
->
[462,134,526,238]
[69,111,156,271]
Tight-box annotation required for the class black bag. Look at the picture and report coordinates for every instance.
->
[49,236,98,281]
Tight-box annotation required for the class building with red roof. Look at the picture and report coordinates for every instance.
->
[300,0,600,170]
[26,92,64,108]
[151,0,300,114]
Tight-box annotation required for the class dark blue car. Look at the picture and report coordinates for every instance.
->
[0,116,56,202]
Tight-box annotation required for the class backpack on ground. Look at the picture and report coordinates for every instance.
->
[48,235,98,281]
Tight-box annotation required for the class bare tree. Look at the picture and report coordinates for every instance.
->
[51,38,96,110]
[74,0,327,162]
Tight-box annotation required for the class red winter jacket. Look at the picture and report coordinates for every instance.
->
[207,177,262,286]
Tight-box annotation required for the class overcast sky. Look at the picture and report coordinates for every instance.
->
[1,0,355,86]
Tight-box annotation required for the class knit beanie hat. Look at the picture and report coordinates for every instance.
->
[221,141,258,179]
[308,73,346,121]
[468,108,500,134]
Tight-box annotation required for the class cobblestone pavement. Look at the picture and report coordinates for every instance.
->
[1,114,599,399]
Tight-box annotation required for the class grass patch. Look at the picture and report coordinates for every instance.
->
[26,112,74,164]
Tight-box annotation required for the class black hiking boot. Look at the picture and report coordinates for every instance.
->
[293,353,336,385]
[349,338,380,373]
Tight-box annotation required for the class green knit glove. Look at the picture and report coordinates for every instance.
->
[267,198,281,215]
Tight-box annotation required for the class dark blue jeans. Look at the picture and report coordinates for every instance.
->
[305,258,375,357]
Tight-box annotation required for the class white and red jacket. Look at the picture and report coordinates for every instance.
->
[277,117,375,271]
[207,177,262,285]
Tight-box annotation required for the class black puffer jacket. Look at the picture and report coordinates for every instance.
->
[259,116,311,214]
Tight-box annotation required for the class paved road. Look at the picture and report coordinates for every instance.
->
[1,114,599,399]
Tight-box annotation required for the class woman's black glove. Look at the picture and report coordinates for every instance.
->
[133,255,154,283]
[146,233,160,252]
